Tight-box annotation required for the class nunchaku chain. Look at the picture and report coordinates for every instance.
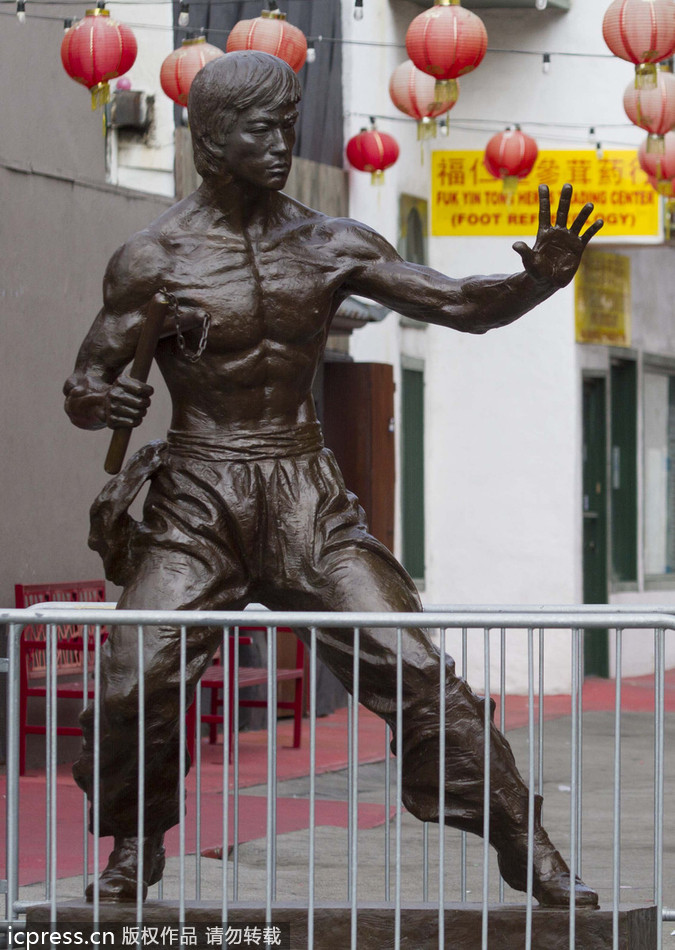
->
[162,287,211,363]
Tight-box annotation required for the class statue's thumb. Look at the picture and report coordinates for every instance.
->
[512,241,534,269]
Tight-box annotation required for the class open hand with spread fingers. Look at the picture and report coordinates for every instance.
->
[512,183,604,289]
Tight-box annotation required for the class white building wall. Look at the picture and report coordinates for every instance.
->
[106,1,176,196]
[342,0,669,691]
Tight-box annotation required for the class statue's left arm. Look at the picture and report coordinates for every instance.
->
[343,184,603,334]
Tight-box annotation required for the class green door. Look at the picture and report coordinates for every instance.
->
[582,377,609,677]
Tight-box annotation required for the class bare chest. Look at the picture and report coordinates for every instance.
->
[163,232,341,350]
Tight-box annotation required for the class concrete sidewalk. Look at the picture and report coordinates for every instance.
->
[18,710,675,945]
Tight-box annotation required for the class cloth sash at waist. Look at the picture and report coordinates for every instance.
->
[166,421,325,461]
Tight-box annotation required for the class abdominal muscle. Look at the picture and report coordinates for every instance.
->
[154,332,324,437]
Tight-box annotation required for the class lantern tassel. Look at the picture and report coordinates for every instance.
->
[635,63,658,90]
[90,81,111,110]
[502,175,519,204]
[434,79,458,105]
[417,117,437,141]
[647,133,666,155]
[371,169,385,185]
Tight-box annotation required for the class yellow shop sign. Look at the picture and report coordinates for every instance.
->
[431,150,659,239]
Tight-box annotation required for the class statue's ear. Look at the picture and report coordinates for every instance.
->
[191,132,232,183]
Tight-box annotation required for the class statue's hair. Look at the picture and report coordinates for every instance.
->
[188,51,302,180]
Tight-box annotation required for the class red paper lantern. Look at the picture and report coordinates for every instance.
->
[160,36,224,107]
[483,127,538,198]
[226,7,307,73]
[405,0,487,104]
[389,59,458,140]
[623,68,675,152]
[638,130,675,188]
[61,7,137,109]
[602,0,675,88]
[346,127,400,184]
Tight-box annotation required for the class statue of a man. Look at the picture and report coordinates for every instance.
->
[64,50,602,905]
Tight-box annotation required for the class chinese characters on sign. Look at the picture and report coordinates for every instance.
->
[431,150,659,239]
[575,250,631,346]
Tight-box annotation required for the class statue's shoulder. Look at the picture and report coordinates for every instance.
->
[280,196,375,244]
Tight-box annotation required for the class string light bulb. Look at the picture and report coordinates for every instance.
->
[16,0,25,23]
[354,0,364,21]
[535,0,548,9]
[306,43,316,63]
[178,2,189,27]
[542,53,551,74]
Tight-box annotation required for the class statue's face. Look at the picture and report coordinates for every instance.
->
[216,99,298,191]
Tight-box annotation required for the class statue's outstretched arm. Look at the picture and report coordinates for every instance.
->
[344,184,603,335]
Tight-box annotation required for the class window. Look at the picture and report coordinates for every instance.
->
[644,367,675,579]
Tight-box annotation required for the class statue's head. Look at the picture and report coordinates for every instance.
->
[189,50,302,181]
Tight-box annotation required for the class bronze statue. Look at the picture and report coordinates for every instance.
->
[64,50,603,906]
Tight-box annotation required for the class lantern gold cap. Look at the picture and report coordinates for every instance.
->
[85,7,110,14]
[261,8,287,19]
[182,35,207,45]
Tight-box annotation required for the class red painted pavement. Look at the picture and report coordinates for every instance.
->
[4,670,674,886]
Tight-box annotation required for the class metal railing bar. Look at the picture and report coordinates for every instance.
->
[538,628,544,799]
[265,627,275,923]
[576,637,584,877]
[270,627,278,904]
[6,624,21,920]
[137,625,146,924]
[232,625,240,902]
[48,623,57,924]
[395,627,403,950]
[347,693,353,900]
[460,627,468,903]
[178,625,187,923]
[499,627,506,904]
[481,627,490,950]
[350,629,360,950]
[92,619,102,920]
[307,627,317,950]
[612,629,622,950]
[222,624,230,921]
[438,626,446,948]
[194,675,202,901]
[8,607,675,631]
[654,628,665,950]
[526,628,535,950]
[385,726,392,902]
[569,628,580,950]
[82,626,90,893]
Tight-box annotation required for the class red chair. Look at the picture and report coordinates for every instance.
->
[15,581,108,775]
[186,626,305,762]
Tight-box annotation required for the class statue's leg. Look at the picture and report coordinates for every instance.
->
[73,558,249,901]
[265,449,598,907]
[75,455,251,900]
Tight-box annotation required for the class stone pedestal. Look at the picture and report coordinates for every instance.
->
[25,899,658,949]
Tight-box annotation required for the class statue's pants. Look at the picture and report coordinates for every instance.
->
[73,437,531,844]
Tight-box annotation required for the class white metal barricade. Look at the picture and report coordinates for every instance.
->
[1,605,673,949]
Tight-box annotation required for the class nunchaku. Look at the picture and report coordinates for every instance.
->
[104,292,169,476]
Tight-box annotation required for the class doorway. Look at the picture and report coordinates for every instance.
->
[582,376,609,677]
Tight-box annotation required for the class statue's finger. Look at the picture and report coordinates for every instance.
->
[513,240,536,271]
[555,182,573,228]
[570,202,594,235]
[537,184,551,232]
[581,218,604,245]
